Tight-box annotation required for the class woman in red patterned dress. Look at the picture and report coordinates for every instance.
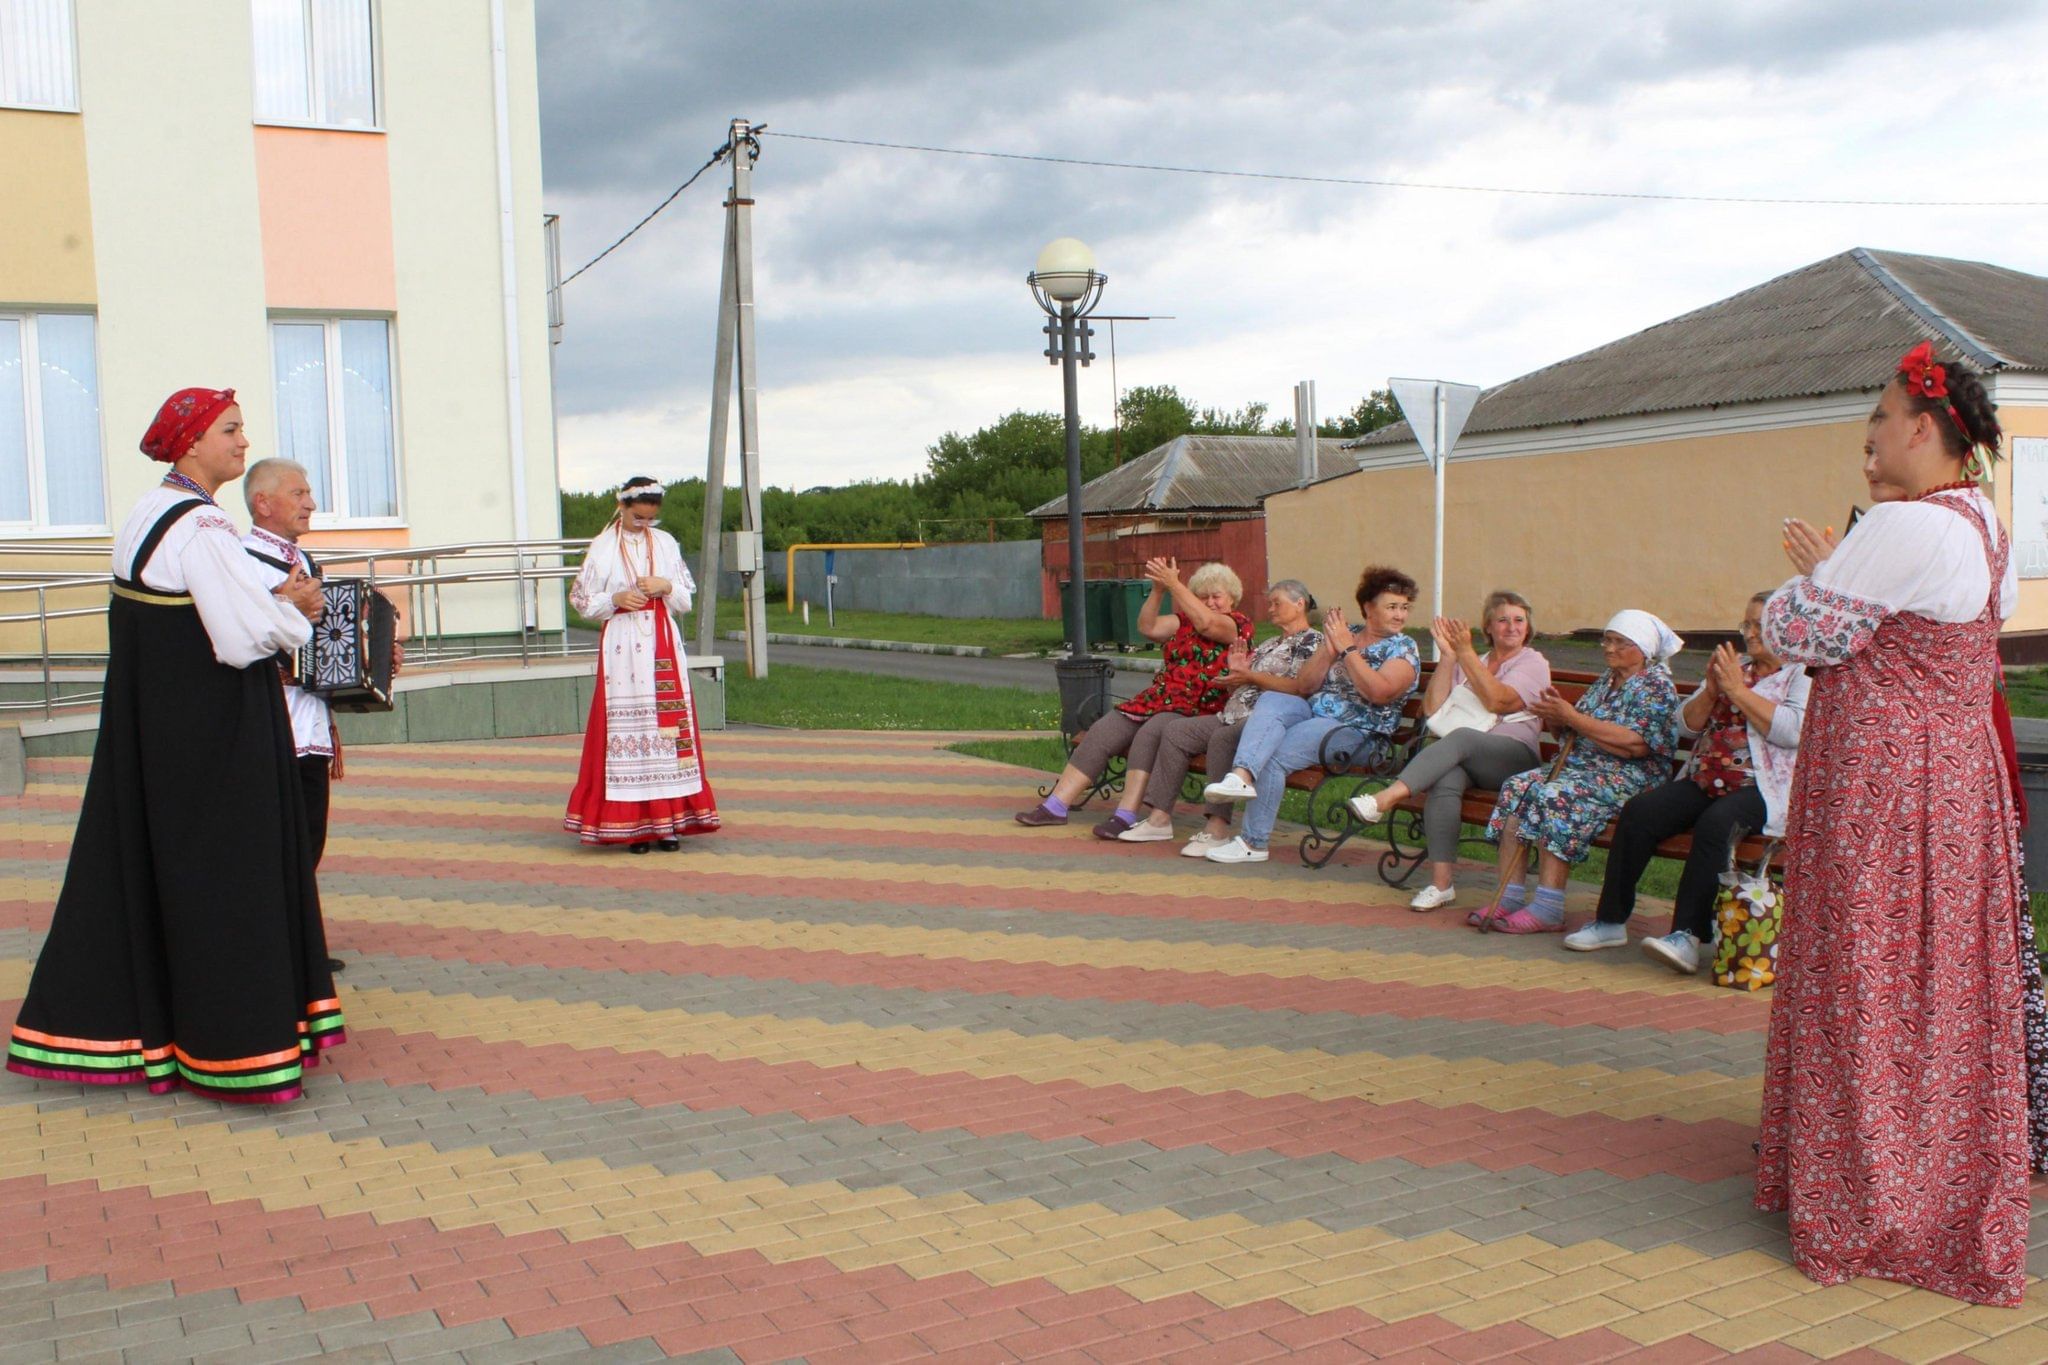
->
[1757,342,2048,1305]
[1015,559,1253,828]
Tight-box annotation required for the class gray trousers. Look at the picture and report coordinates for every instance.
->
[1066,709,1154,783]
[1393,729,1541,864]
[1129,712,1243,821]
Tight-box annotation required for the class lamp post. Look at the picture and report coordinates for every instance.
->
[1028,238,1113,739]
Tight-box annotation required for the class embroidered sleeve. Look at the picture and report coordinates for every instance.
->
[570,541,619,621]
[181,521,314,667]
[1762,574,1887,666]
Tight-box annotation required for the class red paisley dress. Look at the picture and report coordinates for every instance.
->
[1756,490,2048,1306]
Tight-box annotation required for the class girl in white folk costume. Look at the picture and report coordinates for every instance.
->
[565,478,720,851]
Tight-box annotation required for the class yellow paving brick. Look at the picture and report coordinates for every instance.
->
[1695,1306,1820,1354]
[1350,1282,1474,1323]
[1970,1325,2048,1364]
[1119,1263,1232,1300]
[1604,1267,1705,1312]
[1605,1300,1724,1346]
[1435,1289,1558,1332]
[1522,1293,1635,1339]
[1523,1240,1626,1276]
[1775,1282,1886,1325]
[1778,1312,1898,1358]
[1859,1292,1975,1331]
[1871,1319,1990,1364]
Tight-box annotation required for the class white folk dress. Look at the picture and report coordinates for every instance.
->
[563,522,719,844]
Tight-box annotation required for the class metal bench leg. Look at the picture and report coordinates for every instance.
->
[1376,807,1428,888]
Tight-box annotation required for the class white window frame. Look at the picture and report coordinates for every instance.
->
[0,0,81,113]
[267,313,405,530]
[0,309,107,536]
[249,0,383,133]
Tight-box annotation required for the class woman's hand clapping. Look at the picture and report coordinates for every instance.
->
[1528,687,1578,731]
[1216,644,1256,688]
[1142,557,1182,590]
[1431,615,1470,660]
[1782,518,1836,577]
[1708,642,1748,697]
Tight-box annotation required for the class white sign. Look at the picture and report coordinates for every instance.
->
[1389,378,1481,471]
[2014,438,2048,580]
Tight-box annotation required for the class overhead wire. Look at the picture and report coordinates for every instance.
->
[552,139,733,291]
[771,130,2048,209]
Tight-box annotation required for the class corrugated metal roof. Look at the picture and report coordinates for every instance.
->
[1030,435,1352,518]
[1350,248,2048,449]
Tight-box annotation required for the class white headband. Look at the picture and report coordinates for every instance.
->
[616,484,663,504]
[1604,609,1683,664]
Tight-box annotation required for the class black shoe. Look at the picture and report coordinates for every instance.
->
[326,957,346,974]
[658,837,682,852]
[628,841,652,855]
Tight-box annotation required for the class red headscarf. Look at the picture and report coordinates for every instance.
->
[140,387,237,463]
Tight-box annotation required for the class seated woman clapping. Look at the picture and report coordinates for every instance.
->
[1015,559,1253,828]
[1347,591,1552,911]
[1564,593,1807,972]
[1474,610,1681,933]
[1200,565,1420,865]
[1107,580,1324,852]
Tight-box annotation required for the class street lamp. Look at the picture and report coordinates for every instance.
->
[1028,237,1113,741]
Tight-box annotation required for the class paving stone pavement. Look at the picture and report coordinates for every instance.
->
[6,729,2048,1362]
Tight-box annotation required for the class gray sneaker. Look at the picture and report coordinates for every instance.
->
[1642,930,1702,975]
[1562,921,1628,952]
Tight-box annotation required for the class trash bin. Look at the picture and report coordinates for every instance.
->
[1054,656,1117,741]
[1058,579,1117,653]
[1109,579,1152,650]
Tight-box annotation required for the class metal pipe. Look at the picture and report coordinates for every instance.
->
[1060,305,1088,659]
[37,586,50,719]
[781,541,926,612]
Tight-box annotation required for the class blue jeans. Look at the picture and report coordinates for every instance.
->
[1231,693,1378,848]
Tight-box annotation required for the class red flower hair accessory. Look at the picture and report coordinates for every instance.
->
[139,387,237,463]
[1895,341,1972,446]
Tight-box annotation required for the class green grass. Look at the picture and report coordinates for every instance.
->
[2006,666,2048,720]
[710,599,1071,655]
[726,664,1058,731]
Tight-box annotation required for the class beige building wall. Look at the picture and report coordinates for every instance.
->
[383,0,562,635]
[1268,418,1889,637]
[0,111,96,306]
[75,1,275,528]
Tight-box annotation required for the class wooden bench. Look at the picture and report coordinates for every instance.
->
[1060,661,1782,880]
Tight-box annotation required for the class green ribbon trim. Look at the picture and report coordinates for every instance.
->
[176,1060,303,1090]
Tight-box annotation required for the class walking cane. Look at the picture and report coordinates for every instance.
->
[1475,732,1578,933]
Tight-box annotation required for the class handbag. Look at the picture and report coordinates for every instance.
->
[1711,839,1785,990]
[1425,684,1498,739]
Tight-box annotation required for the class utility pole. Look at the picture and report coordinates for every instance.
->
[694,119,769,677]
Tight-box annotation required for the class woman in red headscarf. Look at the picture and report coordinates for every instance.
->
[5,389,343,1104]
[1756,344,2048,1305]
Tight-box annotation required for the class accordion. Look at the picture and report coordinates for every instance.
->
[296,579,398,712]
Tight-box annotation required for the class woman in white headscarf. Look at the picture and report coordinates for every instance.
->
[1471,609,1681,933]
[564,478,720,851]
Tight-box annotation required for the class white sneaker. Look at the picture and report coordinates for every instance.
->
[1642,930,1702,975]
[1346,792,1383,825]
[1117,820,1176,843]
[1408,883,1457,911]
[1202,773,1257,803]
[1180,831,1228,858]
[1563,922,1629,952]
[1204,835,1269,864]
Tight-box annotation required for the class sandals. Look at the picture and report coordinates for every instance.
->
[1484,909,1562,935]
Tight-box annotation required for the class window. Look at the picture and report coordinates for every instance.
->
[250,0,376,128]
[0,312,104,530]
[0,0,78,111]
[271,317,399,524]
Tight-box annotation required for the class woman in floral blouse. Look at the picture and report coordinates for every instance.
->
[1104,579,1324,851]
[1474,609,1680,933]
[1564,591,1807,972]
[1202,565,1421,865]
[1015,558,1253,828]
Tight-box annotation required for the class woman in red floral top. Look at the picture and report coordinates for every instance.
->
[1016,558,1254,828]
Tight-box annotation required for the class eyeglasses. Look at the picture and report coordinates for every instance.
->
[1737,621,1763,637]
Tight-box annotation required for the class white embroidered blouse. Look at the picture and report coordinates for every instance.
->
[112,487,314,669]
[1763,491,2015,669]
[569,523,695,628]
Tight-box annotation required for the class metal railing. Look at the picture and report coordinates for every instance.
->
[0,537,597,719]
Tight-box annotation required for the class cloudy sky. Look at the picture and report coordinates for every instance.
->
[535,0,2048,493]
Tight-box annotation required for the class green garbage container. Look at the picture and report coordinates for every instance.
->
[1110,579,1152,650]
[1058,580,1117,651]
